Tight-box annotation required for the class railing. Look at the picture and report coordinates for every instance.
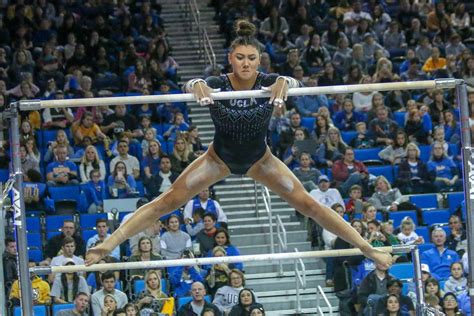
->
[316,285,333,315]
[276,214,287,275]
[295,248,307,314]
[261,185,275,254]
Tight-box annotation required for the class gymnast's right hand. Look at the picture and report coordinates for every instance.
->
[85,245,109,266]
[191,81,214,106]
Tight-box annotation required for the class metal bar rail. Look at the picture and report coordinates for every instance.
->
[295,248,306,314]
[261,186,275,254]
[276,214,287,275]
[316,285,334,316]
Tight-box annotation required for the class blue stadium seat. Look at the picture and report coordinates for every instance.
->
[418,243,434,253]
[119,211,133,222]
[0,168,9,182]
[301,117,316,131]
[393,112,406,127]
[418,145,431,162]
[389,211,418,228]
[48,185,81,201]
[79,213,108,229]
[422,210,450,225]
[82,229,97,241]
[41,129,59,148]
[178,295,211,308]
[447,192,464,214]
[402,282,409,295]
[154,123,172,136]
[368,166,394,183]
[409,195,438,209]
[45,215,74,232]
[133,278,168,295]
[354,148,382,162]
[136,180,145,196]
[14,305,48,316]
[341,131,358,144]
[52,303,75,315]
[27,233,42,249]
[415,226,430,242]
[47,231,62,240]
[26,217,41,233]
[389,263,414,280]
[28,249,43,262]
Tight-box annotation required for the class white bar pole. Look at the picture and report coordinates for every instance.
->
[20,79,458,111]
[31,245,413,275]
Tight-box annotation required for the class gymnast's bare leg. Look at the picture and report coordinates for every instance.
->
[247,148,392,268]
[85,145,231,265]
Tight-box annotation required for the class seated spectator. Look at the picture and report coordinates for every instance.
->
[267,31,294,63]
[368,107,398,146]
[283,127,310,170]
[425,277,444,303]
[428,142,463,192]
[20,143,39,174]
[41,91,75,129]
[213,269,248,315]
[318,127,347,167]
[51,259,89,304]
[443,110,461,144]
[135,270,174,315]
[375,279,415,316]
[357,262,393,312]
[353,76,378,113]
[345,184,365,219]
[44,129,75,163]
[422,47,447,75]
[71,111,107,146]
[127,236,163,280]
[229,288,263,316]
[332,147,369,196]
[396,217,424,246]
[430,90,451,126]
[415,36,432,64]
[211,228,243,271]
[177,281,221,316]
[101,293,119,316]
[24,137,40,162]
[422,228,460,280]
[445,215,467,255]
[142,139,165,179]
[378,130,408,165]
[151,40,179,84]
[169,250,206,298]
[186,125,206,156]
[170,136,197,175]
[129,217,162,255]
[397,142,432,194]
[366,93,390,123]
[292,152,321,192]
[163,112,189,141]
[83,169,106,213]
[49,237,85,283]
[279,48,307,77]
[46,144,79,186]
[79,145,106,183]
[442,292,460,315]
[144,155,177,200]
[350,122,375,149]
[293,76,328,118]
[196,213,218,256]
[41,220,86,266]
[160,215,192,260]
[361,203,378,225]
[91,272,128,316]
[278,112,302,156]
[100,104,140,140]
[183,188,228,226]
[444,262,467,296]
[10,262,51,306]
[405,109,430,144]
[109,140,140,179]
[185,208,205,238]
[86,256,121,294]
[302,33,330,73]
[401,58,428,82]
[3,237,17,296]
[335,40,355,77]
[334,99,365,132]
[205,246,231,297]
[127,58,151,92]
[361,32,389,63]
[55,292,90,316]
[367,220,391,248]
[372,58,394,84]
[86,219,120,260]
[124,303,140,316]
[431,127,449,157]
[310,175,344,211]
[322,203,345,287]
[108,161,137,199]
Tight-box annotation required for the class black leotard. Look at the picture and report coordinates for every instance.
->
[205,73,279,175]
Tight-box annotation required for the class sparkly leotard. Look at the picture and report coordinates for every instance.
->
[205,73,279,175]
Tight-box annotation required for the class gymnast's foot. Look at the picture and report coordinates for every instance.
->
[364,247,392,270]
[85,245,110,266]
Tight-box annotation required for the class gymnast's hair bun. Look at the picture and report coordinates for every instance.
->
[235,19,256,37]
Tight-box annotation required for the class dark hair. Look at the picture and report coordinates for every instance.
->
[26,169,42,182]
[367,219,381,227]
[166,214,181,226]
[193,207,205,218]
[249,304,265,315]
[62,236,75,247]
[5,236,15,246]
[230,20,260,52]
[89,169,100,179]
[214,228,231,246]
[75,292,89,299]
[202,308,216,315]
[96,218,108,226]
[101,271,116,282]
[387,279,403,289]
[203,212,217,222]
[61,267,80,302]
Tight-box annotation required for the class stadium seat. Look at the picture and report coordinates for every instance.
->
[389,211,418,228]
[0,168,9,182]
[422,210,450,226]
[26,217,41,233]
[409,195,438,209]
[389,263,414,280]
[447,192,464,214]
[178,295,211,308]
[415,226,430,242]
[82,229,97,242]
[418,243,434,253]
[418,145,431,162]
[354,148,382,162]
[45,215,74,232]
[28,249,43,262]
[367,166,394,183]
[301,117,315,131]
[27,233,42,249]
[118,211,133,222]
[14,305,48,316]
[154,123,172,136]
[341,131,358,144]
[136,180,145,196]
[79,213,108,229]
[47,231,62,240]
[48,185,81,201]
[52,303,75,314]
[133,279,168,295]
[393,112,406,127]
[41,129,59,148]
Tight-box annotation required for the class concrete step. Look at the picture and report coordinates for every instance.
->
[267,307,339,316]
[247,275,324,292]
[256,290,338,312]
[228,222,304,235]
[238,241,311,255]
[232,230,307,246]
[243,260,324,274]
[227,215,292,225]
[225,208,296,219]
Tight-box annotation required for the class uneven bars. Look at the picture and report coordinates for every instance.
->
[31,245,413,275]
[19,79,460,111]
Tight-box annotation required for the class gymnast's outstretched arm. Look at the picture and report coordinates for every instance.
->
[85,146,231,265]
[247,149,392,268]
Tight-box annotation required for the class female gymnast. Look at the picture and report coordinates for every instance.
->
[85,20,391,268]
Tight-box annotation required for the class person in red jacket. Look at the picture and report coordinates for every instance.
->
[332,147,369,197]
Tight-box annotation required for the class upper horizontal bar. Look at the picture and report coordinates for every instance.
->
[19,79,460,111]
[31,245,413,275]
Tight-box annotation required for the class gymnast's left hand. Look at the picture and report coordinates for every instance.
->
[265,77,289,107]
[365,247,392,270]
[85,245,109,266]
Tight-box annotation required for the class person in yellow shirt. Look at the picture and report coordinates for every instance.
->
[422,47,447,74]
[71,111,107,146]
[9,262,51,306]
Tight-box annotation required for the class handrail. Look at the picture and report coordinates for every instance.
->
[261,185,275,254]
[276,214,287,275]
[316,285,333,316]
[294,248,306,314]
[202,28,217,68]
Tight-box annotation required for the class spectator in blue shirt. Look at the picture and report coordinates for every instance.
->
[86,219,121,260]
[427,142,463,192]
[83,169,106,213]
[421,227,460,280]
[334,99,365,131]
[46,144,79,186]
[293,76,328,118]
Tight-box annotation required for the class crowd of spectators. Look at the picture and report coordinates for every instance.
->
[1,0,474,315]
